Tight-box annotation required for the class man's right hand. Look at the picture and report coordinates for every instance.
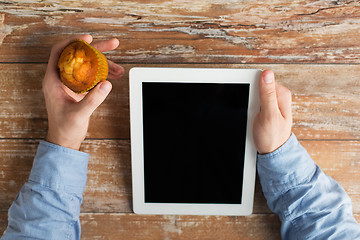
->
[253,70,293,155]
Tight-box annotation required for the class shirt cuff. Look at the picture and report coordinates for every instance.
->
[257,133,317,193]
[29,140,89,195]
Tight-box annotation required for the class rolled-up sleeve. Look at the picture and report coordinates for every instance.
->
[1,141,89,240]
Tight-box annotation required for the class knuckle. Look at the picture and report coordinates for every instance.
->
[263,88,277,99]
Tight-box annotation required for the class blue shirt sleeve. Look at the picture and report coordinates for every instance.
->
[1,141,89,240]
[257,133,360,239]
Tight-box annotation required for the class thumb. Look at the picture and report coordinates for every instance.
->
[259,70,279,115]
[77,81,112,117]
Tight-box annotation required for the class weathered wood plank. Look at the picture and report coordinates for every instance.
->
[1,1,359,238]
[0,139,359,215]
[0,63,130,139]
[1,1,360,63]
[79,213,282,240]
[1,212,359,239]
[81,140,132,213]
[0,63,359,139]
[66,213,360,239]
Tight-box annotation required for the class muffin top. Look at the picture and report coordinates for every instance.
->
[58,40,103,93]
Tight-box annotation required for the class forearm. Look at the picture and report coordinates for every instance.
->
[1,141,89,240]
[257,133,360,239]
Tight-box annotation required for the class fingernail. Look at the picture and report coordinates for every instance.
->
[99,82,112,94]
[263,72,274,84]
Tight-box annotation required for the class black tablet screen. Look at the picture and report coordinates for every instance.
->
[142,82,249,204]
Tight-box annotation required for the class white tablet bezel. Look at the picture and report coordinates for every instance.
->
[129,67,261,216]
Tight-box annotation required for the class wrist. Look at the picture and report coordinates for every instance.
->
[46,131,83,150]
[258,132,294,157]
[258,132,292,155]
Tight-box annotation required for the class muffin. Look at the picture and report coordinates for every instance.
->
[57,39,108,93]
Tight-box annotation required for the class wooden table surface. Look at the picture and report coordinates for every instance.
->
[1,1,360,239]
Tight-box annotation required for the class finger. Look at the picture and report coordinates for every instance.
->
[107,60,125,80]
[62,85,88,102]
[276,83,292,120]
[91,38,119,52]
[259,70,279,116]
[48,34,93,68]
[75,80,112,117]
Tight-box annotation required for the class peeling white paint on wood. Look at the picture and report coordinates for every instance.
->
[1,1,360,238]
[0,14,13,45]
[1,1,360,63]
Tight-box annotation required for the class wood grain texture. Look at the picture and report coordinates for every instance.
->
[0,212,359,239]
[1,1,360,238]
[0,139,359,216]
[0,63,360,139]
[79,213,282,240]
[1,0,360,63]
[0,63,130,139]
[0,212,281,239]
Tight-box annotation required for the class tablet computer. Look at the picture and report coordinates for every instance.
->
[129,67,261,216]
